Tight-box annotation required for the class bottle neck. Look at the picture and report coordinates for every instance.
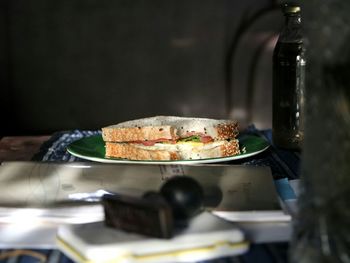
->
[285,14,302,29]
[279,13,303,43]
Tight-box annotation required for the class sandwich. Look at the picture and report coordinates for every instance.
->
[101,116,241,161]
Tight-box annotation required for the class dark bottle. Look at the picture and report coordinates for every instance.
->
[272,5,306,150]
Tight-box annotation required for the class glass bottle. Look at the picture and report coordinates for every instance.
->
[272,5,306,150]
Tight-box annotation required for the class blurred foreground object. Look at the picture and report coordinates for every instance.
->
[272,4,306,150]
[102,176,204,239]
[290,1,350,262]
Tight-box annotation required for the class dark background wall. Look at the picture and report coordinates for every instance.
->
[0,0,284,136]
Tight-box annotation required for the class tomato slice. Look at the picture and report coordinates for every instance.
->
[200,136,214,143]
[131,138,177,146]
[131,135,213,146]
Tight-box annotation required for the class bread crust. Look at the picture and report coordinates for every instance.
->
[105,140,240,161]
[102,126,178,142]
[215,123,239,140]
[105,142,180,160]
[102,116,239,142]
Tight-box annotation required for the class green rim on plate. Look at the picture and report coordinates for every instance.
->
[67,134,269,164]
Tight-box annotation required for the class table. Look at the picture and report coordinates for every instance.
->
[0,128,299,263]
[0,136,50,163]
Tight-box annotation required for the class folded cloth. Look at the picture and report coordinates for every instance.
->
[236,126,301,180]
[33,130,101,162]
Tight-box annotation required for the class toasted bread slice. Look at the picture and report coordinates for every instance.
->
[105,139,240,161]
[102,116,239,142]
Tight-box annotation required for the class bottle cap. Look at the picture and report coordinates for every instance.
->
[283,4,301,14]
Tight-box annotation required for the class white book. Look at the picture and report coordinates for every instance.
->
[57,212,249,263]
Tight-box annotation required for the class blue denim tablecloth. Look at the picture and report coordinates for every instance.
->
[0,127,300,263]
